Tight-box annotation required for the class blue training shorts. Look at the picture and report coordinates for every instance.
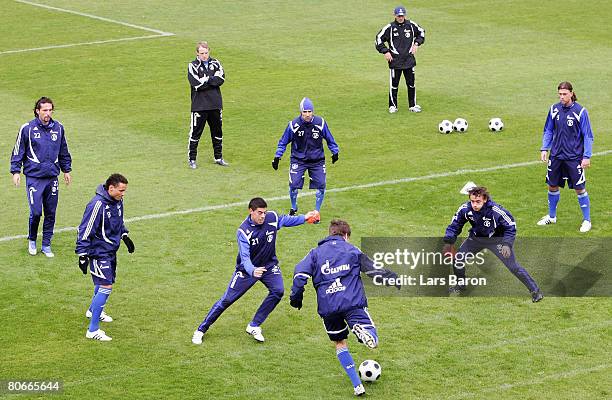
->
[289,159,326,190]
[546,158,586,189]
[322,307,376,342]
[90,257,117,286]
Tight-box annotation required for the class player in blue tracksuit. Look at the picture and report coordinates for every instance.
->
[75,174,135,341]
[192,197,319,345]
[10,97,72,257]
[443,186,543,302]
[272,97,339,217]
[537,81,594,233]
[289,219,398,396]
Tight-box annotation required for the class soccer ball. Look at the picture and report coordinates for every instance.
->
[453,118,469,133]
[438,120,453,134]
[489,117,504,132]
[358,359,381,382]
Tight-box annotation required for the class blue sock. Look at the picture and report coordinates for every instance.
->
[289,188,299,210]
[577,192,590,221]
[315,189,325,211]
[336,347,361,388]
[88,285,100,312]
[548,190,560,218]
[88,287,112,332]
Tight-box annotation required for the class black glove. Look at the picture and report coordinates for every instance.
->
[272,157,280,170]
[331,153,339,164]
[78,255,89,274]
[290,297,302,310]
[122,235,135,253]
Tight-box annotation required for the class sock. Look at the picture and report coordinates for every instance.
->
[289,188,299,211]
[88,285,100,313]
[548,190,560,218]
[315,189,325,211]
[336,347,361,388]
[577,192,590,221]
[453,265,466,281]
[88,287,112,332]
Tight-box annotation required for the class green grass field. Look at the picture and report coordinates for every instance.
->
[1,1,611,398]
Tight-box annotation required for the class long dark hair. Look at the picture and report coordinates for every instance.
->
[558,81,577,101]
[33,96,54,117]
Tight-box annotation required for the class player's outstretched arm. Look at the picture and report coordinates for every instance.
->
[359,253,400,288]
[278,211,320,228]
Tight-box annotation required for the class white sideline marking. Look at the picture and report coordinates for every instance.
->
[1,150,610,243]
[1,0,174,55]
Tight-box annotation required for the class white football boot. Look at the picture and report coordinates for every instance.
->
[245,324,265,342]
[579,220,592,233]
[537,215,556,226]
[352,324,378,349]
[85,329,112,341]
[41,245,54,258]
[28,240,37,256]
[192,330,204,345]
[409,104,422,113]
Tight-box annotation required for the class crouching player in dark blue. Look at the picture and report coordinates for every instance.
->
[289,219,399,396]
[192,197,319,345]
[443,186,543,302]
[272,97,339,217]
[75,174,135,341]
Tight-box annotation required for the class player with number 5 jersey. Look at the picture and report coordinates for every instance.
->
[538,81,594,233]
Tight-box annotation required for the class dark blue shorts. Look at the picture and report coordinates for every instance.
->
[546,158,586,189]
[289,159,326,190]
[90,257,117,286]
[322,307,376,341]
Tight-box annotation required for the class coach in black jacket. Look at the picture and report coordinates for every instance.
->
[187,41,229,169]
[375,6,425,114]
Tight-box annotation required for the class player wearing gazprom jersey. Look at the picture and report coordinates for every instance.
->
[289,219,398,396]
[272,97,339,217]
[443,187,543,302]
[538,81,594,233]
[10,97,72,257]
[192,197,318,345]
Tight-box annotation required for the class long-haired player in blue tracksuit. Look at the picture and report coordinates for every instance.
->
[10,97,72,257]
[443,186,543,302]
[537,81,594,233]
[289,219,398,396]
[192,197,319,345]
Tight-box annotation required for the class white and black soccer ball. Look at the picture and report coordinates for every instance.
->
[489,117,504,132]
[453,118,469,133]
[358,359,381,382]
[438,120,453,134]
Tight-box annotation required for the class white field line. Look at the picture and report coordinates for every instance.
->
[1,150,611,243]
[1,0,174,55]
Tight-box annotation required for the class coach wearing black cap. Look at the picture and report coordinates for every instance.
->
[375,6,426,114]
